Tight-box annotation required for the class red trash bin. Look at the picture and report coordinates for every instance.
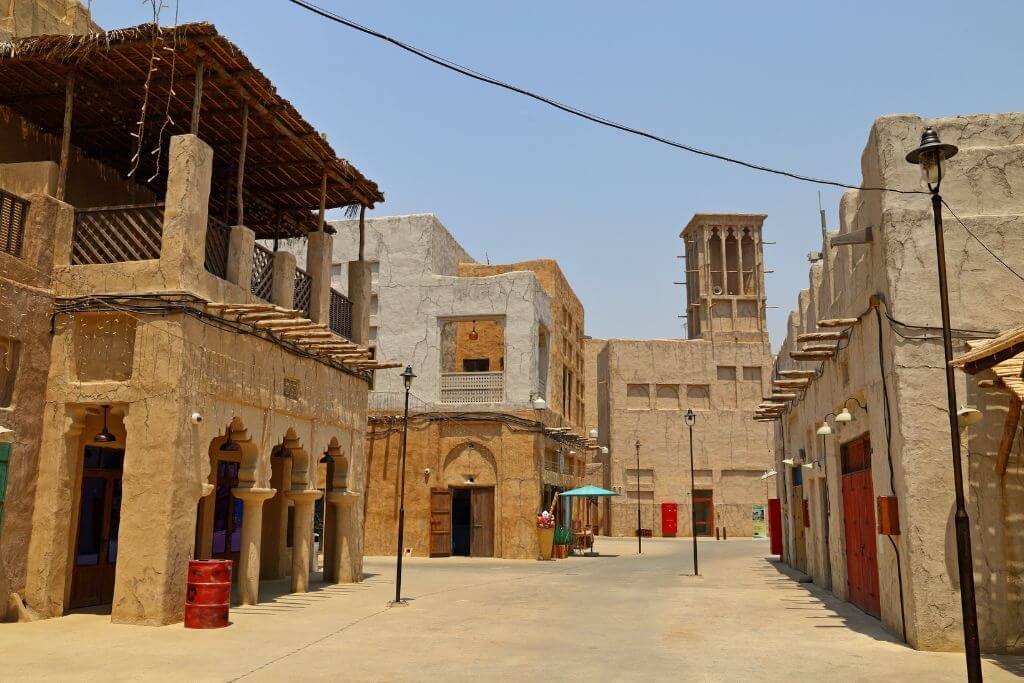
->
[185,559,232,628]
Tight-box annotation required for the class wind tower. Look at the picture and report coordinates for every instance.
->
[680,214,768,344]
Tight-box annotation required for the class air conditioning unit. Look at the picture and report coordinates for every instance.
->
[712,285,724,295]
[807,251,823,262]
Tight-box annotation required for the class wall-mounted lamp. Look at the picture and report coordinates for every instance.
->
[589,428,599,439]
[815,423,833,436]
[468,320,479,341]
[957,406,983,428]
[600,446,609,455]
[835,397,867,424]
[782,458,796,466]
[530,392,547,410]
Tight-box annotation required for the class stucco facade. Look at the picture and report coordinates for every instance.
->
[292,215,593,559]
[767,113,1024,653]
[588,214,775,539]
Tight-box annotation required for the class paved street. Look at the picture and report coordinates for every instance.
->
[2,538,1022,681]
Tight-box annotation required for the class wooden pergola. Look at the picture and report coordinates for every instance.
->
[0,22,383,238]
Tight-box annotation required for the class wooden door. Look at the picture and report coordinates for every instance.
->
[693,490,714,537]
[792,485,808,572]
[470,487,495,557]
[429,489,452,557]
[70,447,124,609]
[841,436,880,618]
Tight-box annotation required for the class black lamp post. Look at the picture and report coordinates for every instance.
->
[635,438,642,555]
[906,127,980,682]
[392,365,416,605]
[684,409,698,576]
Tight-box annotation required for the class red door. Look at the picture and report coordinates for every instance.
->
[841,437,880,618]
[661,503,678,537]
[768,498,782,555]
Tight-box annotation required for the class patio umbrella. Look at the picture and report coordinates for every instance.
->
[558,486,618,555]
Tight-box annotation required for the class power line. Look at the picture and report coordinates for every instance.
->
[283,0,924,196]
[941,197,1024,284]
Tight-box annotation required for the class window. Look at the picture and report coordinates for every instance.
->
[626,383,650,410]
[370,294,379,316]
[0,337,20,407]
[742,366,762,382]
[655,384,680,410]
[463,358,490,372]
[685,384,710,410]
[717,366,737,381]
[0,443,9,537]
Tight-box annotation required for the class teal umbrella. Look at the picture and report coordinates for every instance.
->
[558,485,617,497]
[557,486,618,555]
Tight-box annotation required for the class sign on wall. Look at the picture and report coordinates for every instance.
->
[752,504,766,538]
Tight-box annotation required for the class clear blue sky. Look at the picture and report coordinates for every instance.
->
[92,1,1024,348]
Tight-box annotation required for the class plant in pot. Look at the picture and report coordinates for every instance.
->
[536,510,555,560]
[554,525,572,559]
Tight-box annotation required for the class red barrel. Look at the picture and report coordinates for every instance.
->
[184,559,232,629]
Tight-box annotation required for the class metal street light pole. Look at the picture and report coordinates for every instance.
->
[393,365,416,605]
[906,127,981,682]
[635,438,642,555]
[685,409,698,576]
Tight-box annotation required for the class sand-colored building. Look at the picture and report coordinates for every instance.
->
[0,21,391,624]
[763,113,1024,652]
[294,214,596,559]
[588,214,775,538]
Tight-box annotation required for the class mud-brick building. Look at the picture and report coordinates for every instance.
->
[587,214,775,539]
[0,22,395,625]
[761,113,1024,653]
[297,214,595,559]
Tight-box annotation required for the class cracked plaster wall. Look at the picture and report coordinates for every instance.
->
[0,0,98,42]
[773,112,1024,653]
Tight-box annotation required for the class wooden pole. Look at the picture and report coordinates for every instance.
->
[56,69,75,201]
[315,167,327,232]
[190,61,204,136]
[358,204,366,261]
[273,210,281,252]
[236,101,249,226]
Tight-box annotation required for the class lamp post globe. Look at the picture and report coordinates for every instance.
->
[906,127,958,190]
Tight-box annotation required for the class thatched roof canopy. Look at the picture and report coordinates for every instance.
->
[0,22,383,237]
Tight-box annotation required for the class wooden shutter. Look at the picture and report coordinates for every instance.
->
[429,489,452,557]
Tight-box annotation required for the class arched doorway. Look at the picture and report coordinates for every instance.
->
[437,442,497,558]
[195,419,257,570]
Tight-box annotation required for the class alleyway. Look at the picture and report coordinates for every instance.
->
[2,538,1021,681]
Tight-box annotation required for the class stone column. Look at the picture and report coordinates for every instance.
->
[226,225,256,289]
[160,134,213,290]
[306,231,333,324]
[347,261,372,344]
[285,489,322,593]
[230,487,275,606]
[271,250,296,310]
[325,490,362,583]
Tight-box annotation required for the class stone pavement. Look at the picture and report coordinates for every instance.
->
[2,537,1021,681]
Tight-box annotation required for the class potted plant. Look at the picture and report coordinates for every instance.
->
[536,511,555,560]
[554,525,572,559]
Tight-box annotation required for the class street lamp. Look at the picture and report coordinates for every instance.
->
[635,438,642,555]
[392,365,416,606]
[684,408,698,576]
[907,127,980,682]
[815,415,835,591]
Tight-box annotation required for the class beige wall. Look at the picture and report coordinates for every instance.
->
[593,338,773,538]
[772,112,1024,653]
[0,0,99,41]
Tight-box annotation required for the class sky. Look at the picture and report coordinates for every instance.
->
[91,1,1024,349]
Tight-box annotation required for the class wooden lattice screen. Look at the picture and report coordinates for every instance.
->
[0,189,29,257]
[71,203,164,265]
[439,371,504,404]
[250,243,274,301]
[329,288,353,339]
[294,266,312,315]
[204,217,230,279]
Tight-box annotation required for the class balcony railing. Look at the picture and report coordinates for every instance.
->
[294,266,312,315]
[71,202,164,265]
[439,371,504,404]
[204,216,230,278]
[329,288,353,339]
[0,189,29,257]
[251,242,274,301]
